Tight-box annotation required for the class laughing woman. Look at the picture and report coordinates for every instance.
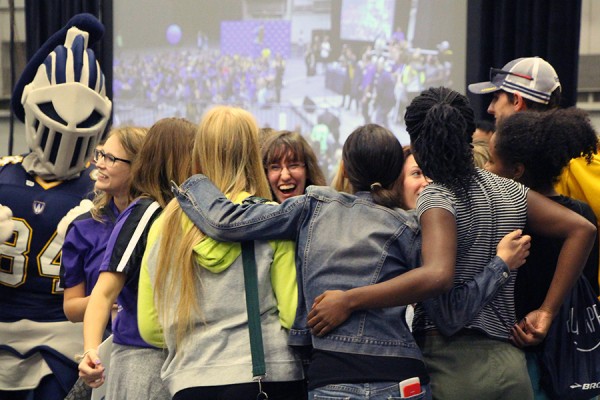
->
[262,130,326,203]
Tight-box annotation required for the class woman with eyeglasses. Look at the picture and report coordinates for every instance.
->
[61,126,147,325]
[60,127,147,400]
[262,130,326,203]
[78,117,196,400]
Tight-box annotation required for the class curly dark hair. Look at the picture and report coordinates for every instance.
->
[494,107,598,189]
[404,87,475,192]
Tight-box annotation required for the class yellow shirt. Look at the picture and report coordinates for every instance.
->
[556,154,600,289]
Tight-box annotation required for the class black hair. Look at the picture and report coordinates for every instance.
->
[404,87,475,193]
[494,107,598,189]
[342,124,404,208]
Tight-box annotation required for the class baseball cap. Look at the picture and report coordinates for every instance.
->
[468,57,560,104]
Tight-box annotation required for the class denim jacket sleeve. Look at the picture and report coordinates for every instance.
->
[421,255,511,336]
[173,174,306,242]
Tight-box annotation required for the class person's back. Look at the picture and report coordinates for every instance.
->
[173,123,453,399]
[403,87,595,400]
[555,154,600,289]
[485,108,599,398]
[412,168,528,339]
[138,106,306,400]
[516,196,598,319]
[141,205,303,395]
[288,186,421,352]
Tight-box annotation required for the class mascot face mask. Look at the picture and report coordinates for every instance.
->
[20,27,111,179]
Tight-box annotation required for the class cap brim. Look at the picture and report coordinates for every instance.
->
[468,81,501,95]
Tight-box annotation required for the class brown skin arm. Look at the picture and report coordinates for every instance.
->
[511,189,596,347]
[308,207,456,336]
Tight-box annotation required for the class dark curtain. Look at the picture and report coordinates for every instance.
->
[466,0,582,121]
[24,0,113,100]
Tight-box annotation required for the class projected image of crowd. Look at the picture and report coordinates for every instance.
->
[113,32,453,124]
[113,29,454,180]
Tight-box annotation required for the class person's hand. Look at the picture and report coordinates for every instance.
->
[307,290,352,337]
[496,229,531,271]
[0,204,14,242]
[78,348,105,388]
[56,199,94,241]
[510,308,553,347]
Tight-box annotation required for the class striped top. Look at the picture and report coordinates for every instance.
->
[413,168,529,340]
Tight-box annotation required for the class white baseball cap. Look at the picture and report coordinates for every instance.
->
[468,57,560,104]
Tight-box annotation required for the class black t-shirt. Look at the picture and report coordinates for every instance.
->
[515,195,599,324]
[307,349,429,390]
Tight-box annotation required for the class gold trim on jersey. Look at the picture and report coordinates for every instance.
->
[34,176,63,190]
[0,155,24,166]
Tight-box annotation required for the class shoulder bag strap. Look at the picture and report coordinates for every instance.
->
[241,241,267,379]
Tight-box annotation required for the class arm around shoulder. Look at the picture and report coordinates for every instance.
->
[308,207,456,336]
[174,175,304,242]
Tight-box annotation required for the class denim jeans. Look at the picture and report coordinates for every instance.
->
[309,382,431,400]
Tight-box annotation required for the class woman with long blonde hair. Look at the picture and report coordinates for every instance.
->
[138,106,305,400]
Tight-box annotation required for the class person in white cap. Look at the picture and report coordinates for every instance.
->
[468,56,561,122]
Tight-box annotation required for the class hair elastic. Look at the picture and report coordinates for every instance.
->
[370,182,382,190]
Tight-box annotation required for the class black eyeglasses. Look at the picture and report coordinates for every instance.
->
[93,149,131,166]
[267,162,306,175]
[489,67,534,83]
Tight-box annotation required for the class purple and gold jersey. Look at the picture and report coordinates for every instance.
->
[0,155,95,322]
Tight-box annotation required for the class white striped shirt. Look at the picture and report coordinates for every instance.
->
[413,168,529,340]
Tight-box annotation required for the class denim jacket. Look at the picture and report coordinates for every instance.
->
[174,175,512,350]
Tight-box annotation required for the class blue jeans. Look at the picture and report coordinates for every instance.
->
[525,352,551,400]
[309,382,431,400]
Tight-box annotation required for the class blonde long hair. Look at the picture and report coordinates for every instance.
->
[154,106,271,346]
[91,126,148,221]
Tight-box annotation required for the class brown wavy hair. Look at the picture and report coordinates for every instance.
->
[130,117,196,207]
[262,130,326,197]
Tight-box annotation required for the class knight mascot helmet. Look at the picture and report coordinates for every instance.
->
[11,13,112,180]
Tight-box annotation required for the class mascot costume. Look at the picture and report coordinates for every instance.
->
[0,13,111,399]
